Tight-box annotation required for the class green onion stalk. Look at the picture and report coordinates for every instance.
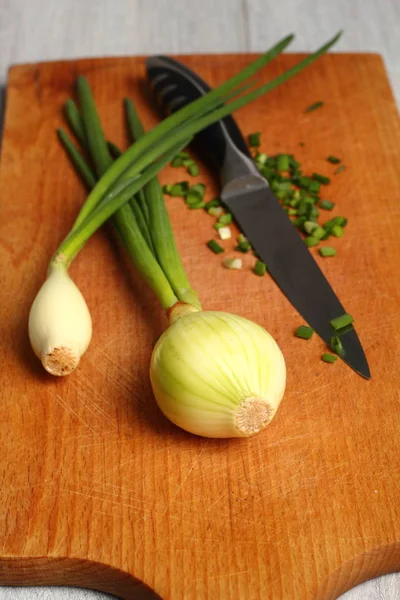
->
[29,32,341,437]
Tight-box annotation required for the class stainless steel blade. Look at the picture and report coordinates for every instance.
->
[222,177,371,379]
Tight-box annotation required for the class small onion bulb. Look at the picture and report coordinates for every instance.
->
[150,308,286,438]
[28,265,92,376]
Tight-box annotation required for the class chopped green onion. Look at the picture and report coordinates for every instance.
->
[288,208,297,216]
[330,313,354,331]
[327,156,341,164]
[223,257,242,270]
[255,152,268,165]
[218,227,232,240]
[305,101,324,113]
[335,165,346,175]
[171,156,183,167]
[213,222,225,230]
[190,183,206,198]
[295,325,314,340]
[204,198,221,209]
[218,213,233,225]
[304,221,319,235]
[208,206,224,217]
[186,191,203,206]
[307,180,321,194]
[169,183,189,197]
[182,158,194,167]
[207,240,224,254]
[248,132,261,147]
[330,336,343,354]
[188,201,205,209]
[319,199,335,210]
[312,226,326,240]
[254,260,267,276]
[312,173,331,185]
[305,236,319,247]
[277,154,290,172]
[162,184,172,195]
[319,246,336,257]
[188,163,200,176]
[331,225,344,237]
[322,353,338,363]
[237,233,248,244]
[236,241,251,253]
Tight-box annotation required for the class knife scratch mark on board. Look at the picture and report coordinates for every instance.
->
[50,391,97,433]
[163,441,210,515]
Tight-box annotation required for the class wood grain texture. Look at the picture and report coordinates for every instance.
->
[0,53,399,600]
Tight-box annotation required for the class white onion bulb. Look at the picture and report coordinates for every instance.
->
[150,309,286,438]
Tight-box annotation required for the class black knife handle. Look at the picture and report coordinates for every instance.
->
[145,55,251,171]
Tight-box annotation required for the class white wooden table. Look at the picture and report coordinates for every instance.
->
[0,0,399,598]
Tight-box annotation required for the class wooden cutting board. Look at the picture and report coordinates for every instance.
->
[0,52,399,600]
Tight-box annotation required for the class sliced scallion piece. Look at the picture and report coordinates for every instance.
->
[319,246,336,257]
[327,156,341,164]
[207,240,224,254]
[319,199,335,210]
[330,313,354,331]
[312,173,331,185]
[322,353,338,363]
[248,132,261,147]
[254,260,267,276]
[295,325,314,340]
[304,101,324,113]
[330,336,343,354]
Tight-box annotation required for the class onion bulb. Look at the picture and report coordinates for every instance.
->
[150,307,286,438]
[28,264,92,376]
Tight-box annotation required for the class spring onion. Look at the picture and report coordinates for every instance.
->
[335,165,346,175]
[30,32,341,436]
[327,156,341,164]
[208,206,224,217]
[295,325,314,340]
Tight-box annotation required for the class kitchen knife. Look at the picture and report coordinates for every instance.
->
[146,55,370,379]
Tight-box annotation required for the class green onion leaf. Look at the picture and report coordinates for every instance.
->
[327,156,341,164]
